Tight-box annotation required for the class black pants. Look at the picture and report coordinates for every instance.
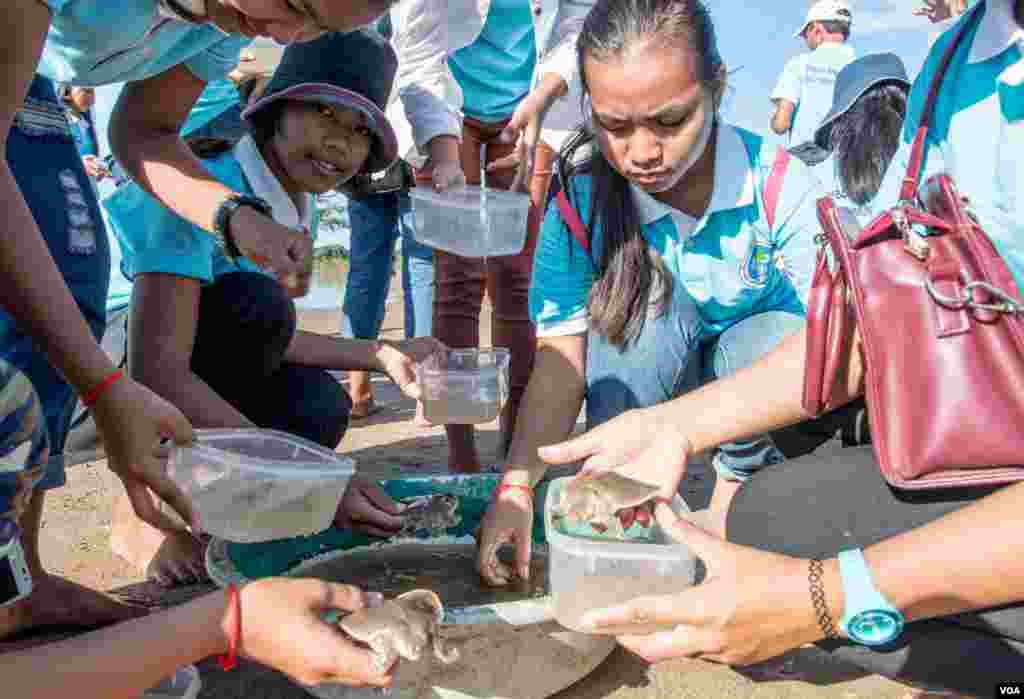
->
[191,272,351,449]
[727,444,1024,696]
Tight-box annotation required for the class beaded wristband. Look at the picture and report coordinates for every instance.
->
[81,367,125,408]
[809,558,839,640]
[492,483,533,501]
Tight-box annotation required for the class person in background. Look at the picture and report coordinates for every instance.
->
[813,53,910,209]
[395,0,595,472]
[341,8,446,426]
[105,30,443,586]
[59,85,108,182]
[771,0,856,164]
[536,3,1024,697]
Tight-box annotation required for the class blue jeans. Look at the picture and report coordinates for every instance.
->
[341,192,434,340]
[585,280,805,480]
[1,75,109,490]
[0,360,50,521]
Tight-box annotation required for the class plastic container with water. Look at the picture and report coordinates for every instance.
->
[167,429,355,544]
[544,476,698,636]
[417,348,510,425]
[409,186,530,258]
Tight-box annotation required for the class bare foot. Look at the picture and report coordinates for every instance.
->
[0,573,147,640]
[110,493,209,587]
[412,402,434,429]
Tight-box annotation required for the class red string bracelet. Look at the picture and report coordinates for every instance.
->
[219,583,241,671]
[81,367,125,407]
[493,483,533,500]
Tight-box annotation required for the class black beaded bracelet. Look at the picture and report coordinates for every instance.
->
[809,558,839,640]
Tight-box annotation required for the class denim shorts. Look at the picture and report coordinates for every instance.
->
[0,359,49,521]
[0,75,109,490]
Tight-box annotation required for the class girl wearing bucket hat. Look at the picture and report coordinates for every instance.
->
[104,30,445,587]
[813,53,911,211]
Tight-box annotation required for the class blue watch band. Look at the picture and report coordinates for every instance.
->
[838,548,904,646]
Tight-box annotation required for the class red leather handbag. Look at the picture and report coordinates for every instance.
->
[802,16,1024,490]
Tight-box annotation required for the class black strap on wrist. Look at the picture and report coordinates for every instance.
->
[213,193,273,259]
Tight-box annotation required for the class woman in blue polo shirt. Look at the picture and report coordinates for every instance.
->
[533,2,1024,696]
[0,0,394,661]
[476,0,826,585]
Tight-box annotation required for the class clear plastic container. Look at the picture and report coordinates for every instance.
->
[417,348,510,425]
[544,476,698,635]
[167,429,355,544]
[409,185,530,258]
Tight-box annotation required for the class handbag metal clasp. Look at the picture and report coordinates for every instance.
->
[893,208,930,261]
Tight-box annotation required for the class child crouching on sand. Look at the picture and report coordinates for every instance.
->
[105,31,443,586]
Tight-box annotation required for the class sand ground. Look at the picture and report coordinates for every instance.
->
[31,271,906,699]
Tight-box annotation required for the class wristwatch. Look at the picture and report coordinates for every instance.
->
[837,548,904,646]
[212,193,273,259]
[0,519,32,608]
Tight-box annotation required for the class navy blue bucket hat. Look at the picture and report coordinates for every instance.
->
[243,29,399,174]
[814,53,910,150]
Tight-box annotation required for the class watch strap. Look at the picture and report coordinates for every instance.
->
[838,548,902,642]
[213,193,272,259]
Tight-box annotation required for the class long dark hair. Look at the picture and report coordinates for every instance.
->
[827,83,907,206]
[560,0,723,347]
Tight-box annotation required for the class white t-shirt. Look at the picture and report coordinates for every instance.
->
[772,42,857,152]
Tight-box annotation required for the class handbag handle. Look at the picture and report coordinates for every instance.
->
[899,7,978,202]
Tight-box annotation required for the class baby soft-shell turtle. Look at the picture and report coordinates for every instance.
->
[338,589,459,673]
[555,473,660,538]
[398,493,461,537]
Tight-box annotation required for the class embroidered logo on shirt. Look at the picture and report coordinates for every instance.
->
[740,237,774,288]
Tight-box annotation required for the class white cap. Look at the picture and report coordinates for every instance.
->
[795,0,853,38]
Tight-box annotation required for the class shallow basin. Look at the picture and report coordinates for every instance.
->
[206,474,617,699]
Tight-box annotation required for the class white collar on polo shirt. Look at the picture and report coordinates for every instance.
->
[233,134,315,232]
[629,124,755,231]
[968,0,1024,64]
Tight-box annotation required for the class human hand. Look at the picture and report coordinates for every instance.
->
[374,338,448,400]
[913,0,965,23]
[280,227,314,298]
[489,77,565,191]
[229,205,314,286]
[580,504,834,666]
[431,159,466,192]
[237,578,394,687]
[538,406,692,502]
[476,478,534,585]
[82,155,106,180]
[334,475,405,537]
[90,375,198,532]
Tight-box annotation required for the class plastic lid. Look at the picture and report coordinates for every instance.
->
[408,185,529,210]
[186,428,355,478]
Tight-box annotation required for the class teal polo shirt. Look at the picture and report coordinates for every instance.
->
[39,0,250,86]
[773,42,857,150]
[448,0,537,122]
[530,125,825,343]
[103,136,317,284]
[876,0,1024,291]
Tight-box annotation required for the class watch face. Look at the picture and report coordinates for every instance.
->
[848,609,904,646]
